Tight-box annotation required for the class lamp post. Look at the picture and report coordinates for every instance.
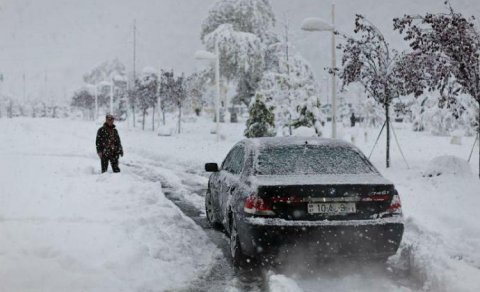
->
[301,3,337,139]
[194,43,221,142]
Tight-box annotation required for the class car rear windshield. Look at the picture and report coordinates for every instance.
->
[255,145,377,175]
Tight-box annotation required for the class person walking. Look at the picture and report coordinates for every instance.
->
[350,113,356,127]
[96,114,124,173]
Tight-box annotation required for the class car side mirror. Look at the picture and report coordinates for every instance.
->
[205,163,219,172]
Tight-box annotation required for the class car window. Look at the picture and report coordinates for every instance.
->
[222,145,245,175]
[231,145,245,174]
[222,149,236,172]
[255,145,377,175]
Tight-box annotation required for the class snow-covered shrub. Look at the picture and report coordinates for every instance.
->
[244,93,276,138]
[411,95,478,136]
[290,96,324,136]
[423,155,473,177]
[359,98,384,128]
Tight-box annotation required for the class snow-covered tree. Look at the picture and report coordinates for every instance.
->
[185,72,208,115]
[394,3,480,176]
[171,73,188,134]
[136,67,158,131]
[337,15,414,168]
[83,58,127,85]
[71,88,96,120]
[201,0,276,44]
[82,58,128,119]
[158,70,187,133]
[159,70,175,126]
[201,0,277,107]
[244,93,276,138]
[204,23,265,88]
[257,21,322,135]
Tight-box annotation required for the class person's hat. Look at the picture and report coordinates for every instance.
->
[106,114,115,120]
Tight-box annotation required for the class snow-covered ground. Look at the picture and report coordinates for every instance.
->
[1,117,479,291]
[0,118,219,292]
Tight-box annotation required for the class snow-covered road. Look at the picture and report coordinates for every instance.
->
[1,117,480,291]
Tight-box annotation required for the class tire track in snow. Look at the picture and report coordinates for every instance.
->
[124,160,267,292]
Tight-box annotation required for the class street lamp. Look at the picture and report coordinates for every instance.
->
[301,3,337,139]
[194,42,221,142]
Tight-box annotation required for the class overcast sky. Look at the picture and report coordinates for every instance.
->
[0,0,478,102]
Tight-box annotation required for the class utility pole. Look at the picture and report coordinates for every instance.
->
[22,73,26,102]
[132,19,137,127]
[215,41,221,141]
[284,14,293,135]
[331,3,337,139]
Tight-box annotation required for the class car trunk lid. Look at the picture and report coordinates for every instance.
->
[250,174,395,220]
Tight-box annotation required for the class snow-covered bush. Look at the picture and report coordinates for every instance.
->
[290,96,324,136]
[423,155,473,177]
[360,98,384,128]
[411,95,479,136]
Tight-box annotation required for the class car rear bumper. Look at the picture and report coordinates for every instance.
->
[238,216,404,258]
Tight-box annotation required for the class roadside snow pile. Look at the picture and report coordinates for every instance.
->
[422,155,473,177]
[268,274,303,292]
[0,118,218,292]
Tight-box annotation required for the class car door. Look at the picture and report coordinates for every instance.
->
[214,146,239,223]
[219,145,245,220]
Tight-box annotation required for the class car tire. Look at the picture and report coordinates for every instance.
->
[205,190,222,229]
[230,215,253,268]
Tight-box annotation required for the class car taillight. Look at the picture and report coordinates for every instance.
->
[387,194,402,215]
[244,195,275,216]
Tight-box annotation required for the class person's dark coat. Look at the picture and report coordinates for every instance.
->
[350,113,356,127]
[96,123,123,158]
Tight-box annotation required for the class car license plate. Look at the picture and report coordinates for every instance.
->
[307,202,356,215]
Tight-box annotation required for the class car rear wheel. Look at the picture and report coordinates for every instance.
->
[205,190,221,229]
[230,215,252,268]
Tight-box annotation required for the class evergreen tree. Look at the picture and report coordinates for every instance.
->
[244,93,276,138]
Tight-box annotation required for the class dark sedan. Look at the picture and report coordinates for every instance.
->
[205,137,404,267]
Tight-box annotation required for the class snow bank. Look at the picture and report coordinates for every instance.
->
[268,274,303,292]
[423,155,473,177]
[0,118,218,292]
